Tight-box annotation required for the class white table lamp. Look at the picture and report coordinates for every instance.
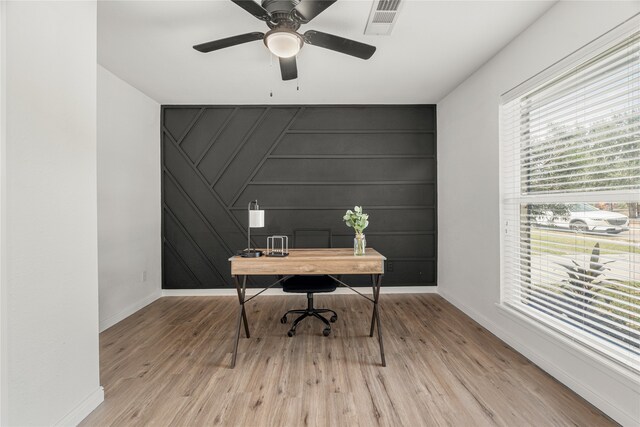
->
[242,200,265,257]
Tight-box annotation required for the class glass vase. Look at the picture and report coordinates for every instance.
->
[354,233,366,256]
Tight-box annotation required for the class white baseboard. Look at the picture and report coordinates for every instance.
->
[99,289,162,332]
[162,286,437,297]
[54,386,104,427]
[438,289,639,427]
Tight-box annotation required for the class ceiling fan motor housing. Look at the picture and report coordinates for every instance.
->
[263,0,302,30]
[262,0,299,17]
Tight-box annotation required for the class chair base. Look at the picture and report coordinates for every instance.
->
[281,293,337,337]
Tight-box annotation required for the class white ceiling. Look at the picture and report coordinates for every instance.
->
[98,0,556,104]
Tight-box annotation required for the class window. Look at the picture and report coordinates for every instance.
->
[500,23,640,371]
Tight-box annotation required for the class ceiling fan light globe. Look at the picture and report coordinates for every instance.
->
[266,32,301,58]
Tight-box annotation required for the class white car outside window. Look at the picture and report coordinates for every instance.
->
[536,203,629,233]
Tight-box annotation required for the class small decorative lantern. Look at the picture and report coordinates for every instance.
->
[266,235,289,257]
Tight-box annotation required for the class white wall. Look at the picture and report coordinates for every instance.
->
[97,65,161,332]
[2,1,103,425]
[0,1,6,423]
[437,2,640,425]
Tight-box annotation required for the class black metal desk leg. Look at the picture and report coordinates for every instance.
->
[371,274,385,367]
[231,275,249,369]
[241,306,250,339]
[369,274,377,337]
[240,276,250,338]
[232,304,243,369]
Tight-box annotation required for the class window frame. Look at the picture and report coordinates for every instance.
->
[499,15,640,374]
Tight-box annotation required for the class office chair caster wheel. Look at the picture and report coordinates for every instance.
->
[323,328,331,337]
[280,316,287,324]
[330,315,337,323]
[288,329,295,337]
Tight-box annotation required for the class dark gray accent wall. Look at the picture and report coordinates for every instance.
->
[162,105,437,289]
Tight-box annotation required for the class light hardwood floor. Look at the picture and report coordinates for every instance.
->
[81,294,615,426]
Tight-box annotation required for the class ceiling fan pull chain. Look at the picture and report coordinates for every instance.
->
[269,53,274,96]
[297,77,299,91]
[269,53,273,97]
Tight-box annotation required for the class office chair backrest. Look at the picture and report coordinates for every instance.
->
[292,229,332,249]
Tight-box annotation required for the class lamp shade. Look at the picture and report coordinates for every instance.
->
[265,30,302,58]
[249,210,265,228]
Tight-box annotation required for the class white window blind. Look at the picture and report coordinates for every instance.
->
[500,25,640,370]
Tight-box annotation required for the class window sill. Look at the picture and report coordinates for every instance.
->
[495,302,640,386]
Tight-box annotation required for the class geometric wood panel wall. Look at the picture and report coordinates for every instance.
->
[162,105,437,288]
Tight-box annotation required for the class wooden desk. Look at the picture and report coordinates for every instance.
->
[228,248,387,368]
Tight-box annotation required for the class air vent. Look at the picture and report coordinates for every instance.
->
[364,0,403,35]
[372,11,395,24]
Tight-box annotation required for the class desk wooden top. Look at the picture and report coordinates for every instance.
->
[229,248,386,276]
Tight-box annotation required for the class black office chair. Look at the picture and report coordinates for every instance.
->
[280,229,338,337]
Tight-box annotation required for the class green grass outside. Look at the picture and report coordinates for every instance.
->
[529,227,639,256]
[599,282,640,332]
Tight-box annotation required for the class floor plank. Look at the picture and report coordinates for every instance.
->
[81,294,615,427]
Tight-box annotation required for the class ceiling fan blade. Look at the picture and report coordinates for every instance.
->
[230,0,272,21]
[303,30,376,60]
[193,32,264,53]
[279,56,298,81]
[291,0,337,23]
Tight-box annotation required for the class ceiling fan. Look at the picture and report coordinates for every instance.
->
[193,0,376,81]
